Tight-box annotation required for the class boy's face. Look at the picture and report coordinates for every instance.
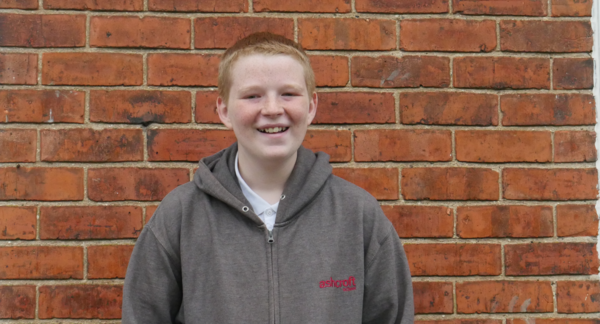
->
[217,53,317,164]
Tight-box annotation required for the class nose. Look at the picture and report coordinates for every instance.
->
[261,95,284,116]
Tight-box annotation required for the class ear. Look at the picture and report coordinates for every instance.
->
[306,92,318,125]
[216,96,233,129]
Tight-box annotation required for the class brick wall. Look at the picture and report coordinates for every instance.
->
[0,0,599,322]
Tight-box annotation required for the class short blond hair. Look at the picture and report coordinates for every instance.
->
[218,32,316,104]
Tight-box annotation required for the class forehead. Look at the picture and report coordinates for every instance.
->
[229,53,307,87]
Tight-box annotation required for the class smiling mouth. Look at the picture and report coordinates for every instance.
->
[257,127,289,134]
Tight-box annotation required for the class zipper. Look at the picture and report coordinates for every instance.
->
[267,230,274,243]
[266,228,277,324]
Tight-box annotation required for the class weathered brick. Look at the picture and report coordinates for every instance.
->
[557,204,598,237]
[509,320,600,324]
[0,286,35,319]
[405,243,501,276]
[310,55,349,87]
[419,321,502,324]
[352,56,450,88]
[88,245,135,279]
[0,167,84,201]
[553,58,593,89]
[401,19,496,52]
[505,243,599,275]
[254,0,351,12]
[400,91,498,126]
[195,91,221,123]
[453,0,547,15]
[43,53,143,86]
[501,93,595,126]
[456,130,552,163]
[332,168,398,200]
[456,281,553,313]
[0,0,38,9]
[557,281,600,313]
[0,14,85,47]
[303,129,351,162]
[90,90,191,124]
[457,205,553,238]
[91,16,190,49]
[147,53,219,86]
[454,57,550,89]
[552,0,592,16]
[356,0,448,13]
[146,205,159,224]
[148,0,247,12]
[88,168,189,201]
[402,168,499,201]
[355,129,452,162]
[194,17,293,49]
[501,21,592,53]
[1,90,84,123]
[503,168,598,200]
[44,0,143,11]
[382,205,453,238]
[38,285,122,319]
[40,206,143,240]
[413,282,453,314]
[0,53,37,85]
[0,246,83,279]
[147,129,236,162]
[555,131,596,163]
[0,129,36,162]
[314,92,395,124]
[299,18,396,50]
[0,206,36,240]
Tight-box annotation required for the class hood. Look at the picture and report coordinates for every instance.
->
[194,142,333,226]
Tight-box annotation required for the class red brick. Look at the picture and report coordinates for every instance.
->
[0,167,83,201]
[352,56,450,88]
[402,168,499,201]
[332,168,398,200]
[45,0,143,10]
[557,205,598,237]
[501,93,595,126]
[501,21,592,53]
[453,0,547,15]
[456,281,553,313]
[40,206,143,240]
[310,55,349,87]
[509,320,600,324]
[195,91,221,123]
[1,90,84,123]
[43,53,143,86]
[90,90,191,124]
[454,57,550,89]
[39,285,122,319]
[505,243,599,275]
[555,131,596,163]
[0,286,35,319]
[405,244,501,276]
[148,53,218,86]
[456,130,552,163]
[91,16,190,49]
[382,205,453,238]
[88,245,135,279]
[0,0,38,9]
[355,129,452,162]
[88,168,189,201]
[457,205,553,238]
[0,14,85,47]
[557,281,600,313]
[552,0,592,16]
[148,129,236,162]
[357,0,448,13]
[400,91,498,126]
[254,0,351,12]
[303,129,351,162]
[0,246,83,279]
[194,17,293,49]
[146,205,159,224]
[503,168,598,200]
[413,282,453,314]
[419,321,502,324]
[0,207,36,240]
[314,92,395,124]
[299,18,396,50]
[0,129,36,162]
[148,0,247,12]
[401,19,496,52]
[0,53,37,85]
[554,58,593,90]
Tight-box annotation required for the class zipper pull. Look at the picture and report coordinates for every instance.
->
[267,230,274,243]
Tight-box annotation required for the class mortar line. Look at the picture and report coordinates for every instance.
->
[553,203,558,238]
[396,19,400,51]
[248,0,253,13]
[190,17,195,50]
[551,131,555,163]
[84,90,90,123]
[453,206,458,238]
[495,19,501,52]
[550,58,554,90]
[548,0,552,17]
[294,17,299,43]
[452,281,457,314]
[85,14,91,48]
[35,284,39,320]
[143,53,148,86]
[448,0,453,14]
[144,0,149,11]
[351,0,356,13]
[83,243,88,280]
[449,57,454,87]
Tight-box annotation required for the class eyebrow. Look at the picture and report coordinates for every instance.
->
[237,83,305,93]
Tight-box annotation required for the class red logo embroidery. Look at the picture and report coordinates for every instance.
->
[319,276,356,291]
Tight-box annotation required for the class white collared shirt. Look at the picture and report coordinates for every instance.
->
[235,153,279,231]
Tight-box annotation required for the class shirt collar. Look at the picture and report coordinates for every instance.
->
[235,153,279,215]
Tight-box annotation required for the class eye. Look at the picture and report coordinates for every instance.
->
[244,94,259,99]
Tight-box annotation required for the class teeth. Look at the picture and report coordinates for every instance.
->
[258,127,288,133]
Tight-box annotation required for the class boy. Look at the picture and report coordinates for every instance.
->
[122,33,414,323]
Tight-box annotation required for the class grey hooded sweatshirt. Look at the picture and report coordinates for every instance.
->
[122,144,414,324]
